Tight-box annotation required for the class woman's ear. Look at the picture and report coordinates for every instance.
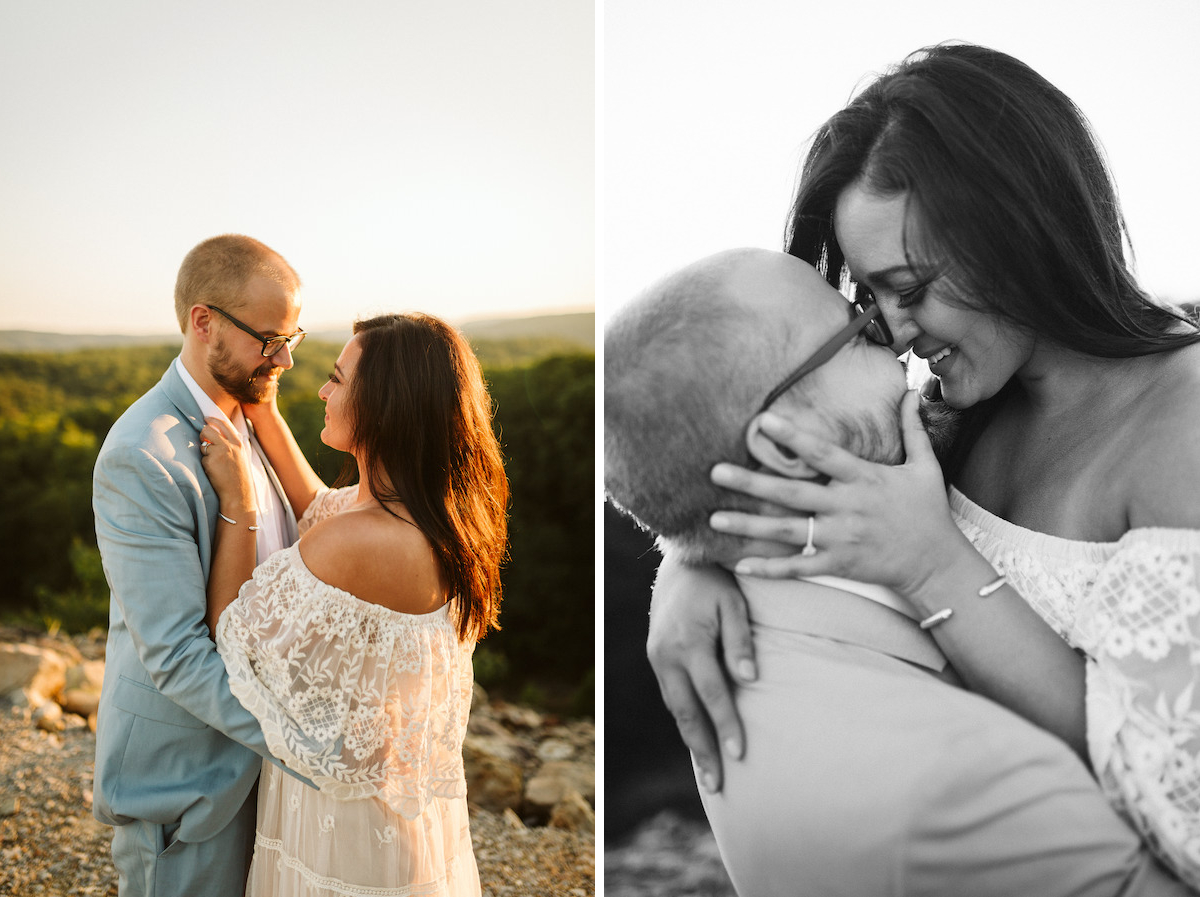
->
[745,412,820,478]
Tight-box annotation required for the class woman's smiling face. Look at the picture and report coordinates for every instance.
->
[833,180,1034,409]
[317,334,363,452]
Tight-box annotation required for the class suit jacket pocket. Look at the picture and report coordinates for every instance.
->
[111,675,208,729]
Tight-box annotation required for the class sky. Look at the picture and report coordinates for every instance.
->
[602,0,1200,321]
[0,1,594,335]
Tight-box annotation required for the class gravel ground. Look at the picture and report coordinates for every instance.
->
[604,811,736,897]
[0,709,594,896]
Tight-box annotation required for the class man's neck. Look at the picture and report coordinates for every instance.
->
[178,346,238,419]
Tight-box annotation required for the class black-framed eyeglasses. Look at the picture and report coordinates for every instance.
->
[206,305,306,357]
[757,298,893,414]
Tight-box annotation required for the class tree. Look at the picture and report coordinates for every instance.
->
[483,354,595,704]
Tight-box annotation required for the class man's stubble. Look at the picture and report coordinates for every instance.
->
[207,336,281,406]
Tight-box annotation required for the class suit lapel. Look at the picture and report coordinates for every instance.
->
[159,360,207,437]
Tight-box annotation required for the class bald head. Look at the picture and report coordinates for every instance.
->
[605,249,852,561]
[174,234,301,334]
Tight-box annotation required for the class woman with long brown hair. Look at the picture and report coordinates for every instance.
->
[199,312,508,896]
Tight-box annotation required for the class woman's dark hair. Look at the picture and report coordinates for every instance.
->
[786,42,1199,359]
[337,312,508,642]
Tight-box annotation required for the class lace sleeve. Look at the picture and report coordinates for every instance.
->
[1074,530,1200,888]
[215,545,475,819]
[298,485,360,536]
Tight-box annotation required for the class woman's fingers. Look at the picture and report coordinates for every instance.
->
[201,416,242,447]
[710,465,830,513]
[710,419,871,509]
[718,586,757,688]
[900,390,936,468]
[757,413,868,481]
[709,510,813,545]
[733,553,829,579]
[715,585,754,763]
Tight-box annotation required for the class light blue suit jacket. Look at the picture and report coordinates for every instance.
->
[92,362,301,844]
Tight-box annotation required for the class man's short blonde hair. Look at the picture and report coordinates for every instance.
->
[604,252,804,562]
[173,235,301,333]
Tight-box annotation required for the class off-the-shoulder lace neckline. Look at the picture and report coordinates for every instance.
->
[949,486,1200,559]
[281,542,452,622]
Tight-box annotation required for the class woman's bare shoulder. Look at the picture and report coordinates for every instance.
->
[297,509,448,614]
[1126,355,1200,529]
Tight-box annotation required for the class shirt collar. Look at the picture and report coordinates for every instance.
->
[798,575,920,621]
[174,356,247,436]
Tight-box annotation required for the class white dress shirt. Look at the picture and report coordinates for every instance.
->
[175,357,290,563]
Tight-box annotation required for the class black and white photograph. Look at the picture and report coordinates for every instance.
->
[603,1,1200,895]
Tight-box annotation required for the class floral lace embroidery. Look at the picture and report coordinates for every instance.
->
[375,826,397,848]
[951,488,1200,889]
[299,486,360,538]
[216,486,476,821]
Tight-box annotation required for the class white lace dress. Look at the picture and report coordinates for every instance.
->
[215,487,480,896]
[951,486,1200,890]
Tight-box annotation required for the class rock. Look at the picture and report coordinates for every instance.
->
[467,713,513,740]
[0,795,18,817]
[0,643,68,704]
[549,790,595,834]
[60,689,100,717]
[60,659,104,716]
[524,760,595,816]
[464,733,521,764]
[536,737,575,762]
[5,688,34,720]
[33,700,64,733]
[64,659,105,693]
[62,713,89,732]
[37,637,83,666]
[494,702,543,730]
[463,735,524,813]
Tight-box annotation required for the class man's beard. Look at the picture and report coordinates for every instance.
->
[916,396,963,467]
[834,396,963,469]
[208,339,281,405]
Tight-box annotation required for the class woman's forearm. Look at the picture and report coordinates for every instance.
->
[246,403,325,519]
[205,507,258,637]
[905,537,1088,760]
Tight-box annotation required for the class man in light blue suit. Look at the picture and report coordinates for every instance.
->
[93,235,311,896]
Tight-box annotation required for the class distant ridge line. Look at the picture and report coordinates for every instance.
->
[0,311,595,353]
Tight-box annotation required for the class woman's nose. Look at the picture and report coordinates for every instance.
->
[879,305,920,353]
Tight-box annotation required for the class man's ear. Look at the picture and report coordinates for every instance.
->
[189,305,215,343]
[745,412,820,478]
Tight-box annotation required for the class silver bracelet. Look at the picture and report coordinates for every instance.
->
[978,575,1007,597]
[218,512,259,532]
[919,608,953,630]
